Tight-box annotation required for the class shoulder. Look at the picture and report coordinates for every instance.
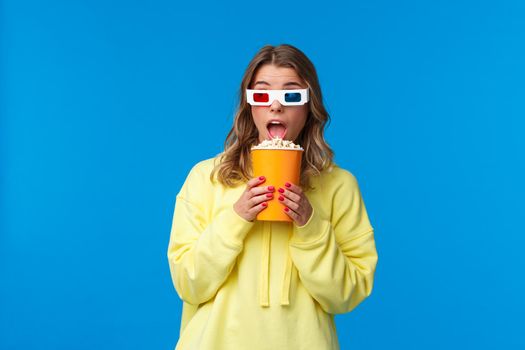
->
[315,163,360,193]
[187,156,220,177]
[185,151,226,177]
[179,155,222,194]
[305,164,370,228]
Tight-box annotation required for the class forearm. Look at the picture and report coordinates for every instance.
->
[289,208,378,314]
[167,197,254,305]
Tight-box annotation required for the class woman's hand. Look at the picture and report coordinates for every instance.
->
[233,176,275,222]
[278,182,313,227]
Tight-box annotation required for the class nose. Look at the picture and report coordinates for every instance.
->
[270,99,282,112]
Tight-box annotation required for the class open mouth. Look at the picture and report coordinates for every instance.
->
[266,120,287,140]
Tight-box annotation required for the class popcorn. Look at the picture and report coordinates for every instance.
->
[251,136,304,150]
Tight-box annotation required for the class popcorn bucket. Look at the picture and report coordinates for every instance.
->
[251,148,303,222]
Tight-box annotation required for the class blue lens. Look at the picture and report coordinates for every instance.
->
[284,92,301,103]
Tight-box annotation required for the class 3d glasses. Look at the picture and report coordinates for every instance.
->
[246,88,309,106]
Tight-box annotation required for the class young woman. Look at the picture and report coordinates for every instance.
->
[167,44,378,349]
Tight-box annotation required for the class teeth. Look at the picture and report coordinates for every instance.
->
[267,121,286,129]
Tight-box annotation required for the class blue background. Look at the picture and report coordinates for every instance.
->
[2,0,524,349]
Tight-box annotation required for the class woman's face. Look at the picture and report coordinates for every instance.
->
[250,64,309,143]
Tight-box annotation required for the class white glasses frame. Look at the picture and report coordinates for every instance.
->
[246,88,310,106]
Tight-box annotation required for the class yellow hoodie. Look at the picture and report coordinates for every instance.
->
[167,156,378,349]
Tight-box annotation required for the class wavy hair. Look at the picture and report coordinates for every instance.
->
[210,44,335,191]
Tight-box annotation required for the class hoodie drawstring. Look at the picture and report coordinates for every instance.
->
[259,221,294,307]
[259,221,271,307]
[280,246,293,306]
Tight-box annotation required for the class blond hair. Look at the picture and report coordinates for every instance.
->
[210,44,335,191]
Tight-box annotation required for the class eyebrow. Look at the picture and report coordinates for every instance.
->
[253,80,303,88]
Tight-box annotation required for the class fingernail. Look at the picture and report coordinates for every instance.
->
[284,207,289,212]
[262,202,267,207]
[278,188,284,193]
[285,182,291,188]
[278,196,284,201]
[259,176,265,181]
[268,186,275,191]
[266,193,273,198]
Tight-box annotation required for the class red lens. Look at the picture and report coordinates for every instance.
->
[253,92,269,103]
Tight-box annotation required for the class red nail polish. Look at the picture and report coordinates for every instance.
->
[262,202,267,207]
[284,207,289,212]
[285,182,291,188]
[278,196,284,201]
[268,186,275,191]
[278,188,284,193]
[259,176,265,181]
[266,193,273,198]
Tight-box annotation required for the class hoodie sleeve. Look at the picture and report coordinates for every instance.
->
[289,171,378,314]
[167,164,254,305]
